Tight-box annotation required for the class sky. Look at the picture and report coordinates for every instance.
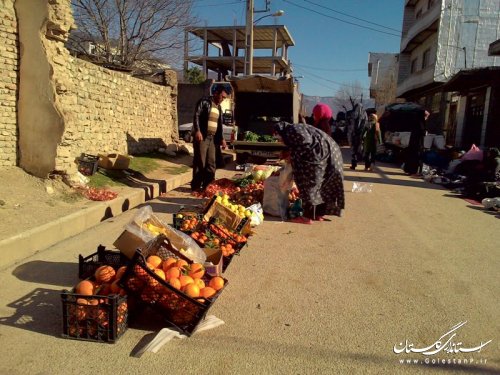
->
[190,0,404,98]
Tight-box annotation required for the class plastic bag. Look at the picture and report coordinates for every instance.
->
[278,162,294,192]
[263,176,289,220]
[246,202,264,226]
[252,165,279,182]
[351,182,373,193]
[126,206,206,263]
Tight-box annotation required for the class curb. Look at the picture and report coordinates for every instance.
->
[0,169,194,270]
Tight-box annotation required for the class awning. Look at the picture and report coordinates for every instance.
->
[442,67,500,93]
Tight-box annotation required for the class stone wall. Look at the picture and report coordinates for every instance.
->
[0,0,18,167]
[55,58,178,173]
[5,0,178,177]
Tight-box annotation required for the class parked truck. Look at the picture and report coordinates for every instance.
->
[224,75,302,164]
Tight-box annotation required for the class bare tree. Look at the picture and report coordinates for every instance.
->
[69,0,196,70]
[332,81,365,112]
[371,72,398,111]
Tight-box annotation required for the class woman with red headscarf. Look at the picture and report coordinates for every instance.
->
[312,103,333,136]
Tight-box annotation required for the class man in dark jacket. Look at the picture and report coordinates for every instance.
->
[191,84,229,192]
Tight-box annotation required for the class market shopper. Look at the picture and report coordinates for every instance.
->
[274,122,345,224]
[190,84,229,193]
[348,102,367,170]
[403,109,428,175]
[362,113,382,171]
[312,103,333,136]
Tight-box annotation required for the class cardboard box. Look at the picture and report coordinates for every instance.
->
[98,153,130,170]
[203,247,223,276]
[113,230,146,259]
[203,199,251,235]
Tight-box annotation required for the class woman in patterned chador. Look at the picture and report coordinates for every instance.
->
[274,122,345,224]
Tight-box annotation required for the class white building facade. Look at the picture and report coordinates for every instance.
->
[397,0,500,148]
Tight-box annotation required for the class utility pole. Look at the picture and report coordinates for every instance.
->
[244,0,254,75]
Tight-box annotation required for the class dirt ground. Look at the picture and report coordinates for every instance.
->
[0,154,194,241]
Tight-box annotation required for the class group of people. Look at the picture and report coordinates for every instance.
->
[188,87,499,223]
[345,103,383,172]
[189,87,346,225]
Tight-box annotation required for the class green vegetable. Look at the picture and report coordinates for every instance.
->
[233,175,253,187]
[257,135,276,142]
[243,131,277,143]
[244,131,260,142]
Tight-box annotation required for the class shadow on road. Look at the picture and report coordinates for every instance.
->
[12,260,78,287]
[0,287,62,338]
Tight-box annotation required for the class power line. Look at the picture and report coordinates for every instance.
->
[282,0,401,38]
[295,66,371,92]
[294,63,366,72]
[303,0,401,33]
[296,72,339,95]
[192,0,244,8]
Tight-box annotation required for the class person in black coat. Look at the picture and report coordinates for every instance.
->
[191,85,230,192]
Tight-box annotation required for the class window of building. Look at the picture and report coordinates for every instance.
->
[422,48,431,69]
[416,8,423,19]
[411,58,418,73]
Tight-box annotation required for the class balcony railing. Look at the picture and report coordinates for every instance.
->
[396,65,435,97]
[401,2,440,52]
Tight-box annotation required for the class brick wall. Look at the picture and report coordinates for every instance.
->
[0,0,18,167]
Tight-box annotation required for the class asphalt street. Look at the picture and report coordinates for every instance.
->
[0,154,498,375]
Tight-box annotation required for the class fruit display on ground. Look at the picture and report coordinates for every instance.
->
[63,170,287,341]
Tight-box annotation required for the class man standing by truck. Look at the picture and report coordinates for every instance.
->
[191,84,229,193]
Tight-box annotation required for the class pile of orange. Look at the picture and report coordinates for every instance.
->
[68,264,128,339]
[75,264,128,302]
[130,255,225,302]
[179,216,199,232]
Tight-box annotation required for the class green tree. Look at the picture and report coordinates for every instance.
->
[185,67,205,84]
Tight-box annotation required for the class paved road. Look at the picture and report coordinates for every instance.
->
[0,151,498,374]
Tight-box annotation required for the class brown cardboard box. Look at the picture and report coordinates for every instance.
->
[113,230,146,259]
[203,247,223,276]
[203,199,251,235]
[98,153,130,170]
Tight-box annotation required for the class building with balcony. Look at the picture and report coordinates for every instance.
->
[184,25,294,80]
[396,0,500,147]
[368,52,400,114]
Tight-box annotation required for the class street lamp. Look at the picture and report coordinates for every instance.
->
[254,10,285,24]
[244,0,284,75]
